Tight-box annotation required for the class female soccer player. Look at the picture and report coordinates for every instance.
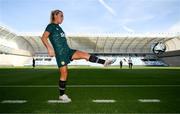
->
[41,10,116,103]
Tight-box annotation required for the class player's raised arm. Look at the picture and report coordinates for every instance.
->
[41,31,55,57]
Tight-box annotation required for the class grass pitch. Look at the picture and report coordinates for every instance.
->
[0,66,180,113]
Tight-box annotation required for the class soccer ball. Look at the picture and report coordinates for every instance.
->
[152,42,166,54]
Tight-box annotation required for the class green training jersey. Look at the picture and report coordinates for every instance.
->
[45,23,76,67]
[45,23,70,54]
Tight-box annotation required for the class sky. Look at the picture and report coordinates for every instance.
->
[0,0,180,34]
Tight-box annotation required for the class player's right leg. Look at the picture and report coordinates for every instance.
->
[71,50,116,67]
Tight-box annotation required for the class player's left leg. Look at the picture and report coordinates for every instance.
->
[58,65,71,102]
[71,50,116,66]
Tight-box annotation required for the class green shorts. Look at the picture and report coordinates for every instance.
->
[55,48,76,68]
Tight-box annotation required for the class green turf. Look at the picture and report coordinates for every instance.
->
[0,66,180,113]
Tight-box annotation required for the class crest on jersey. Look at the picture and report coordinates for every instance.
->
[61,61,65,65]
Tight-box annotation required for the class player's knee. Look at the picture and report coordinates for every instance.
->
[59,66,68,76]
[60,70,68,81]
[85,53,90,60]
[61,69,68,76]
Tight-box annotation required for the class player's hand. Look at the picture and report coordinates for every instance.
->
[48,48,55,57]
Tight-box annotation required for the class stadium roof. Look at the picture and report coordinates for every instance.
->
[0,26,180,56]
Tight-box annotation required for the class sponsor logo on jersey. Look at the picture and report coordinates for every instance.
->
[60,32,65,37]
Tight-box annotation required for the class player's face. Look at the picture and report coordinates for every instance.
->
[55,12,64,24]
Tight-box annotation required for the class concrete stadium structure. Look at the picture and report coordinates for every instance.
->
[0,26,180,66]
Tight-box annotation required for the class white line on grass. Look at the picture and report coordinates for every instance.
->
[0,112,180,114]
[92,99,116,103]
[0,84,180,88]
[1,100,27,104]
[138,99,160,103]
[47,100,71,104]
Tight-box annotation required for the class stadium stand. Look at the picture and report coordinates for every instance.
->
[158,50,180,66]
[0,26,180,66]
